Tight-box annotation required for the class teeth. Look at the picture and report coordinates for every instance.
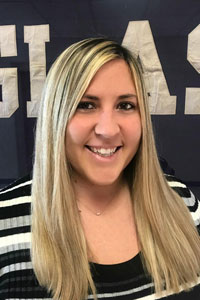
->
[89,147,117,156]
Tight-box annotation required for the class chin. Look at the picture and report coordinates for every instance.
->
[88,174,122,186]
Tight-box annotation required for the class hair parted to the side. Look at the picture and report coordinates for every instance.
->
[31,37,200,300]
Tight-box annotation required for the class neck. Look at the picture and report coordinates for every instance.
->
[72,175,129,213]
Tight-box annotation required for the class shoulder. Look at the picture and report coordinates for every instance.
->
[165,174,200,232]
[0,174,32,259]
[0,176,48,298]
[0,173,32,201]
[0,174,32,224]
[165,174,191,197]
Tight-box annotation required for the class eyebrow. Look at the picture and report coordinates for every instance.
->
[118,94,137,100]
[82,93,137,101]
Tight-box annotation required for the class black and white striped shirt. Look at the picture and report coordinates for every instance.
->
[0,174,200,299]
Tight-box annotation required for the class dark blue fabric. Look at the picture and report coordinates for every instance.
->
[0,0,199,197]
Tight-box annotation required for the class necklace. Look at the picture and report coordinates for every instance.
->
[78,200,113,216]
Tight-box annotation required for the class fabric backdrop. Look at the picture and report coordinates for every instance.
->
[0,0,199,197]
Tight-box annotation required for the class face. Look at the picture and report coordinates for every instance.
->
[66,59,142,187]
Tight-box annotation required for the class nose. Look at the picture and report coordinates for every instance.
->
[94,111,120,138]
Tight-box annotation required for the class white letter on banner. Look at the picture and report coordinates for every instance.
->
[0,25,17,57]
[0,25,18,117]
[122,21,177,114]
[0,68,18,118]
[24,25,50,118]
[185,25,200,114]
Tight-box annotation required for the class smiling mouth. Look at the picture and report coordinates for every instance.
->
[85,145,122,157]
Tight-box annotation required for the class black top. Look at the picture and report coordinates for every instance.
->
[0,174,200,299]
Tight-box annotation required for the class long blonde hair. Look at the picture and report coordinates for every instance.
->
[31,38,200,300]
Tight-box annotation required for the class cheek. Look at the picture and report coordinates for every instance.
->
[136,122,142,140]
[126,118,142,144]
[66,118,89,147]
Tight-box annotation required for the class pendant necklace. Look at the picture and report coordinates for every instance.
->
[78,200,113,216]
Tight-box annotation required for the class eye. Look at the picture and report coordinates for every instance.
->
[76,101,96,110]
[117,102,136,111]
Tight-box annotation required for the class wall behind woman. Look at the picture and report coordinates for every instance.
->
[0,0,199,197]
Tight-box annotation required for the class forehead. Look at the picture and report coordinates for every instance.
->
[85,59,136,95]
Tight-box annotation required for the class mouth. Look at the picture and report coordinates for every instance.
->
[85,145,122,157]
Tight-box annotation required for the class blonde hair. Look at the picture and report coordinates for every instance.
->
[31,38,200,300]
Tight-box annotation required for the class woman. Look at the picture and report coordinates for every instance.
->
[0,38,200,300]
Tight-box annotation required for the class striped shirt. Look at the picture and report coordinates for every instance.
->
[0,174,200,299]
